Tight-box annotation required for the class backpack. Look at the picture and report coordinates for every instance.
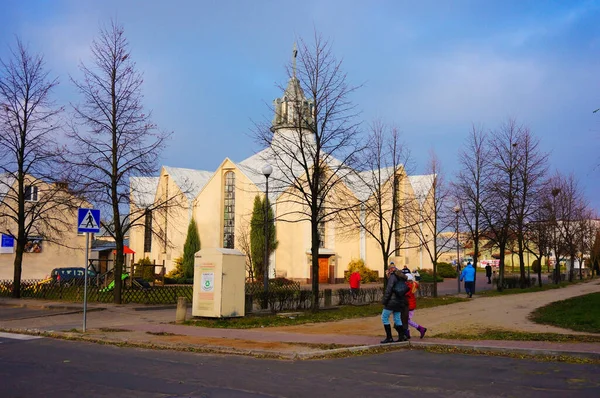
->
[392,278,409,297]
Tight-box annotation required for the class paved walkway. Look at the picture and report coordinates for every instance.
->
[1,279,599,359]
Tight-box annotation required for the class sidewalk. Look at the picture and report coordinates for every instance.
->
[1,283,599,360]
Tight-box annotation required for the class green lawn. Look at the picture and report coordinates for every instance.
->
[185,296,467,329]
[530,292,600,334]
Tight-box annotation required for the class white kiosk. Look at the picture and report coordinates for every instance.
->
[192,247,246,318]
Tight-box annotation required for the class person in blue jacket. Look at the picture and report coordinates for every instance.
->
[460,261,476,298]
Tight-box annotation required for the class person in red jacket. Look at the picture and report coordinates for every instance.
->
[404,272,427,339]
[349,271,361,299]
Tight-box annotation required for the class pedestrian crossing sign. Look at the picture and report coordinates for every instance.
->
[77,208,101,233]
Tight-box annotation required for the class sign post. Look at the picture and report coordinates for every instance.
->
[77,208,101,332]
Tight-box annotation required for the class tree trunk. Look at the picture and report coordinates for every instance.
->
[311,216,320,311]
[11,239,25,298]
[497,242,506,291]
[432,260,438,298]
[113,236,124,304]
[382,252,389,289]
[537,253,543,288]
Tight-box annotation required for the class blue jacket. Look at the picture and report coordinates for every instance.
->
[460,264,476,282]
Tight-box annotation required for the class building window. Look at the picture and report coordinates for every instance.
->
[318,222,326,248]
[223,171,235,248]
[144,210,152,253]
[394,177,401,256]
[24,185,38,202]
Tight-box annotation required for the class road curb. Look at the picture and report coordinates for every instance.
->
[2,326,598,361]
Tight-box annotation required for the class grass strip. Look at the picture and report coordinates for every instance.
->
[435,328,600,343]
[184,296,467,329]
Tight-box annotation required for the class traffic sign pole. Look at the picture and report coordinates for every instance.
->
[77,207,100,333]
[83,232,89,332]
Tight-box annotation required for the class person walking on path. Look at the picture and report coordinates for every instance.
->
[349,271,361,300]
[404,272,428,339]
[485,264,492,284]
[380,264,408,343]
[460,261,476,298]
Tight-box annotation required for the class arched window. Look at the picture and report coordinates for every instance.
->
[223,171,235,248]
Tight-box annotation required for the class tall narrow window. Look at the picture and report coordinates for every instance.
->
[223,171,235,248]
[318,222,326,248]
[144,210,152,253]
[24,185,38,202]
[394,177,401,256]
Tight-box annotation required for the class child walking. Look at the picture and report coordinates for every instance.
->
[404,271,427,339]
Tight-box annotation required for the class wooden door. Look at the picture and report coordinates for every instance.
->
[318,257,329,283]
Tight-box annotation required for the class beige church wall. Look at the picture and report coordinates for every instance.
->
[193,159,262,256]
[194,173,222,252]
[331,223,360,280]
[128,203,145,259]
[272,190,308,280]
[146,171,190,272]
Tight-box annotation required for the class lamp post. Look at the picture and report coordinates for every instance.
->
[262,164,273,308]
[453,205,461,294]
[551,187,560,284]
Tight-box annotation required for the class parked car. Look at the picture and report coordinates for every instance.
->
[50,267,97,286]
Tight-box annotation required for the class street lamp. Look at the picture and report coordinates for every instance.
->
[551,187,561,284]
[453,204,461,294]
[262,164,273,308]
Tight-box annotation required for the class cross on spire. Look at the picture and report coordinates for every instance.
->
[292,42,298,78]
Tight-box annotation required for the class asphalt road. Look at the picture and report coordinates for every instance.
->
[0,333,598,398]
[0,306,76,321]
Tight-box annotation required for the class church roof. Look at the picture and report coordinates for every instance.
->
[408,174,436,205]
[129,176,160,208]
[163,166,213,203]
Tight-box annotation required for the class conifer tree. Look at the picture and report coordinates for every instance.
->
[250,195,278,280]
[182,218,200,279]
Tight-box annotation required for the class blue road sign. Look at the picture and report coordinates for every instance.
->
[77,208,101,233]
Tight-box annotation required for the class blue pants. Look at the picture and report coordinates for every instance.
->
[381,309,402,326]
[464,281,475,295]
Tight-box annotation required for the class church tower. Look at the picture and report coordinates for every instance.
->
[271,43,315,134]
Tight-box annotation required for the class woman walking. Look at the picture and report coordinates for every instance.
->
[380,264,408,343]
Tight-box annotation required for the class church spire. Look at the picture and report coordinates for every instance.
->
[292,42,298,79]
[271,43,314,132]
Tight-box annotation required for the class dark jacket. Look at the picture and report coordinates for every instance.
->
[485,265,492,277]
[382,271,407,311]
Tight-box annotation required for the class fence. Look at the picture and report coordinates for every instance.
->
[0,279,192,305]
[1,279,435,309]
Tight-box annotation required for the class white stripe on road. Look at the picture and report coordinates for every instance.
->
[0,332,43,340]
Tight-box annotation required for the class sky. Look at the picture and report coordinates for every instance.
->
[1,0,599,210]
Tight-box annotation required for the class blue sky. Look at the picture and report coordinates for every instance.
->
[1,0,599,209]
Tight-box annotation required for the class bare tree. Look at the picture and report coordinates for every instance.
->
[254,34,363,310]
[554,173,585,282]
[339,121,414,277]
[66,21,171,303]
[574,207,597,280]
[512,126,548,287]
[453,124,488,291]
[409,152,454,297]
[480,119,522,291]
[523,193,553,287]
[0,39,76,298]
[236,218,255,282]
